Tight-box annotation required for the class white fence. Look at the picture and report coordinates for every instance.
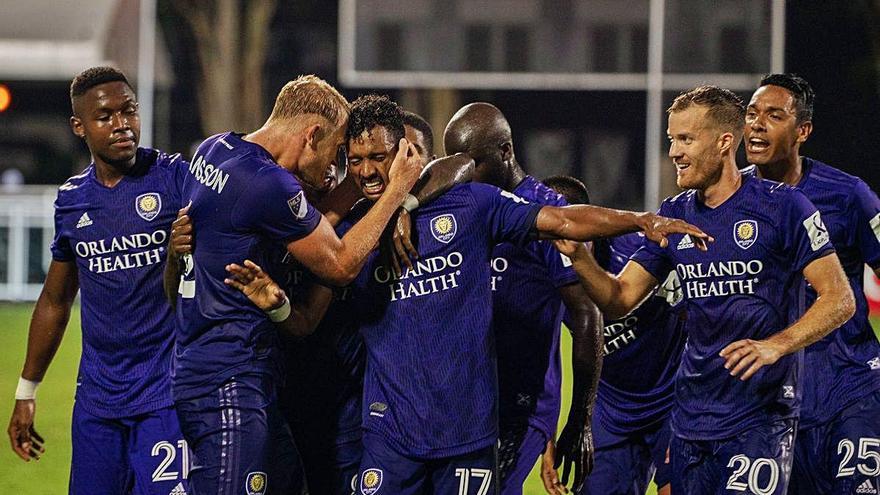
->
[0,186,57,301]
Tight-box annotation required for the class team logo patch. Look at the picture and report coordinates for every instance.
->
[360,468,383,495]
[430,214,457,244]
[288,190,308,219]
[733,220,758,250]
[135,193,162,221]
[803,211,830,251]
[245,472,267,495]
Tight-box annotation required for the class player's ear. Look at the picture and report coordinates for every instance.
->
[796,121,813,144]
[500,141,513,163]
[718,132,735,155]
[70,115,85,139]
[304,124,322,150]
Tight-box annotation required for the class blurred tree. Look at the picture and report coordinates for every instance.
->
[171,0,277,135]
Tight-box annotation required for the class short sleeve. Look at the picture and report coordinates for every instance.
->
[473,184,542,246]
[850,180,880,269]
[630,203,674,281]
[538,239,580,288]
[167,153,190,210]
[231,164,321,243]
[50,198,74,261]
[782,188,835,273]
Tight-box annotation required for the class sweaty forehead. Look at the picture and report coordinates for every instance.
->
[749,85,796,111]
[349,126,395,155]
[75,81,135,114]
[668,106,712,134]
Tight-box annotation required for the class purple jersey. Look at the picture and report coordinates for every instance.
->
[173,132,321,401]
[278,258,364,446]
[592,233,686,436]
[492,176,578,439]
[51,148,186,418]
[745,159,880,428]
[347,183,541,458]
[631,173,834,440]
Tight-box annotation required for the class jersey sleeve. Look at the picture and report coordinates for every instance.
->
[629,203,674,281]
[167,153,190,210]
[49,194,74,262]
[539,239,580,288]
[850,180,880,269]
[782,188,835,273]
[231,164,322,243]
[474,184,542,247]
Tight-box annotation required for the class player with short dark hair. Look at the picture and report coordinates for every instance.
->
[545,176,683,495]
[556,85,856,494]
[744,73,880,494]
[543,175,591,206]
[402,110,435,159]
[7,66,190,494]
[443,103,604,495]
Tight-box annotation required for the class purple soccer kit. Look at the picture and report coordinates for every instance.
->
[278,260,364,495]
[347,183,542,495]
[490,176,579,494]
[745,160,880,495]
[631,174,834,494]
[580,232,686,495]
[51,148,190,495]
[174,132,321,494]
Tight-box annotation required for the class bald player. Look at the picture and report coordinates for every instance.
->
[444,103,604,494]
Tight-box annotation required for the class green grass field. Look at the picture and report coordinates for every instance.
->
[1,302,877,494]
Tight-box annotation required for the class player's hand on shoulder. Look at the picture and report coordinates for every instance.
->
[387,139,423,192]
[224,260,286,312]
[7,399,44,462]
[641,212,713,250]
[719,338,785,381]
[169,202,193,256]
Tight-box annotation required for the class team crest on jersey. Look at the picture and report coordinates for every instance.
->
[430,214,457,244]
[245,472,267,495]
[135,193,162,221]
[360,468,383,495]
[733,220,758,250]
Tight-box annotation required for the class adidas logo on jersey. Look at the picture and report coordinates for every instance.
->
[76,212,93,228]
[857,479,877,494]
[677,235,694,250]
[169,482,187,495]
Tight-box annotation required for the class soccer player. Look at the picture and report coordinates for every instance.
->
[7,66,190,494]
[555,85,856,494]
[274,110,467,495]
[172,76,424,494]
[443,103,604,495]
[743,74,880,495]
[544,175,684,495]
[288,94,702,495]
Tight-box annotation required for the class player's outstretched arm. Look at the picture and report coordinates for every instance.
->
[8,260,78,461]
[536,205,712,248]
[554,282,603,491]
[224,260,334,337]
[556,240,659,320]
[720,253,855,381]
[287,139,424,286]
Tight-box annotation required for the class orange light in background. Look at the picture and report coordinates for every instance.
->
[0,84,10,112]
